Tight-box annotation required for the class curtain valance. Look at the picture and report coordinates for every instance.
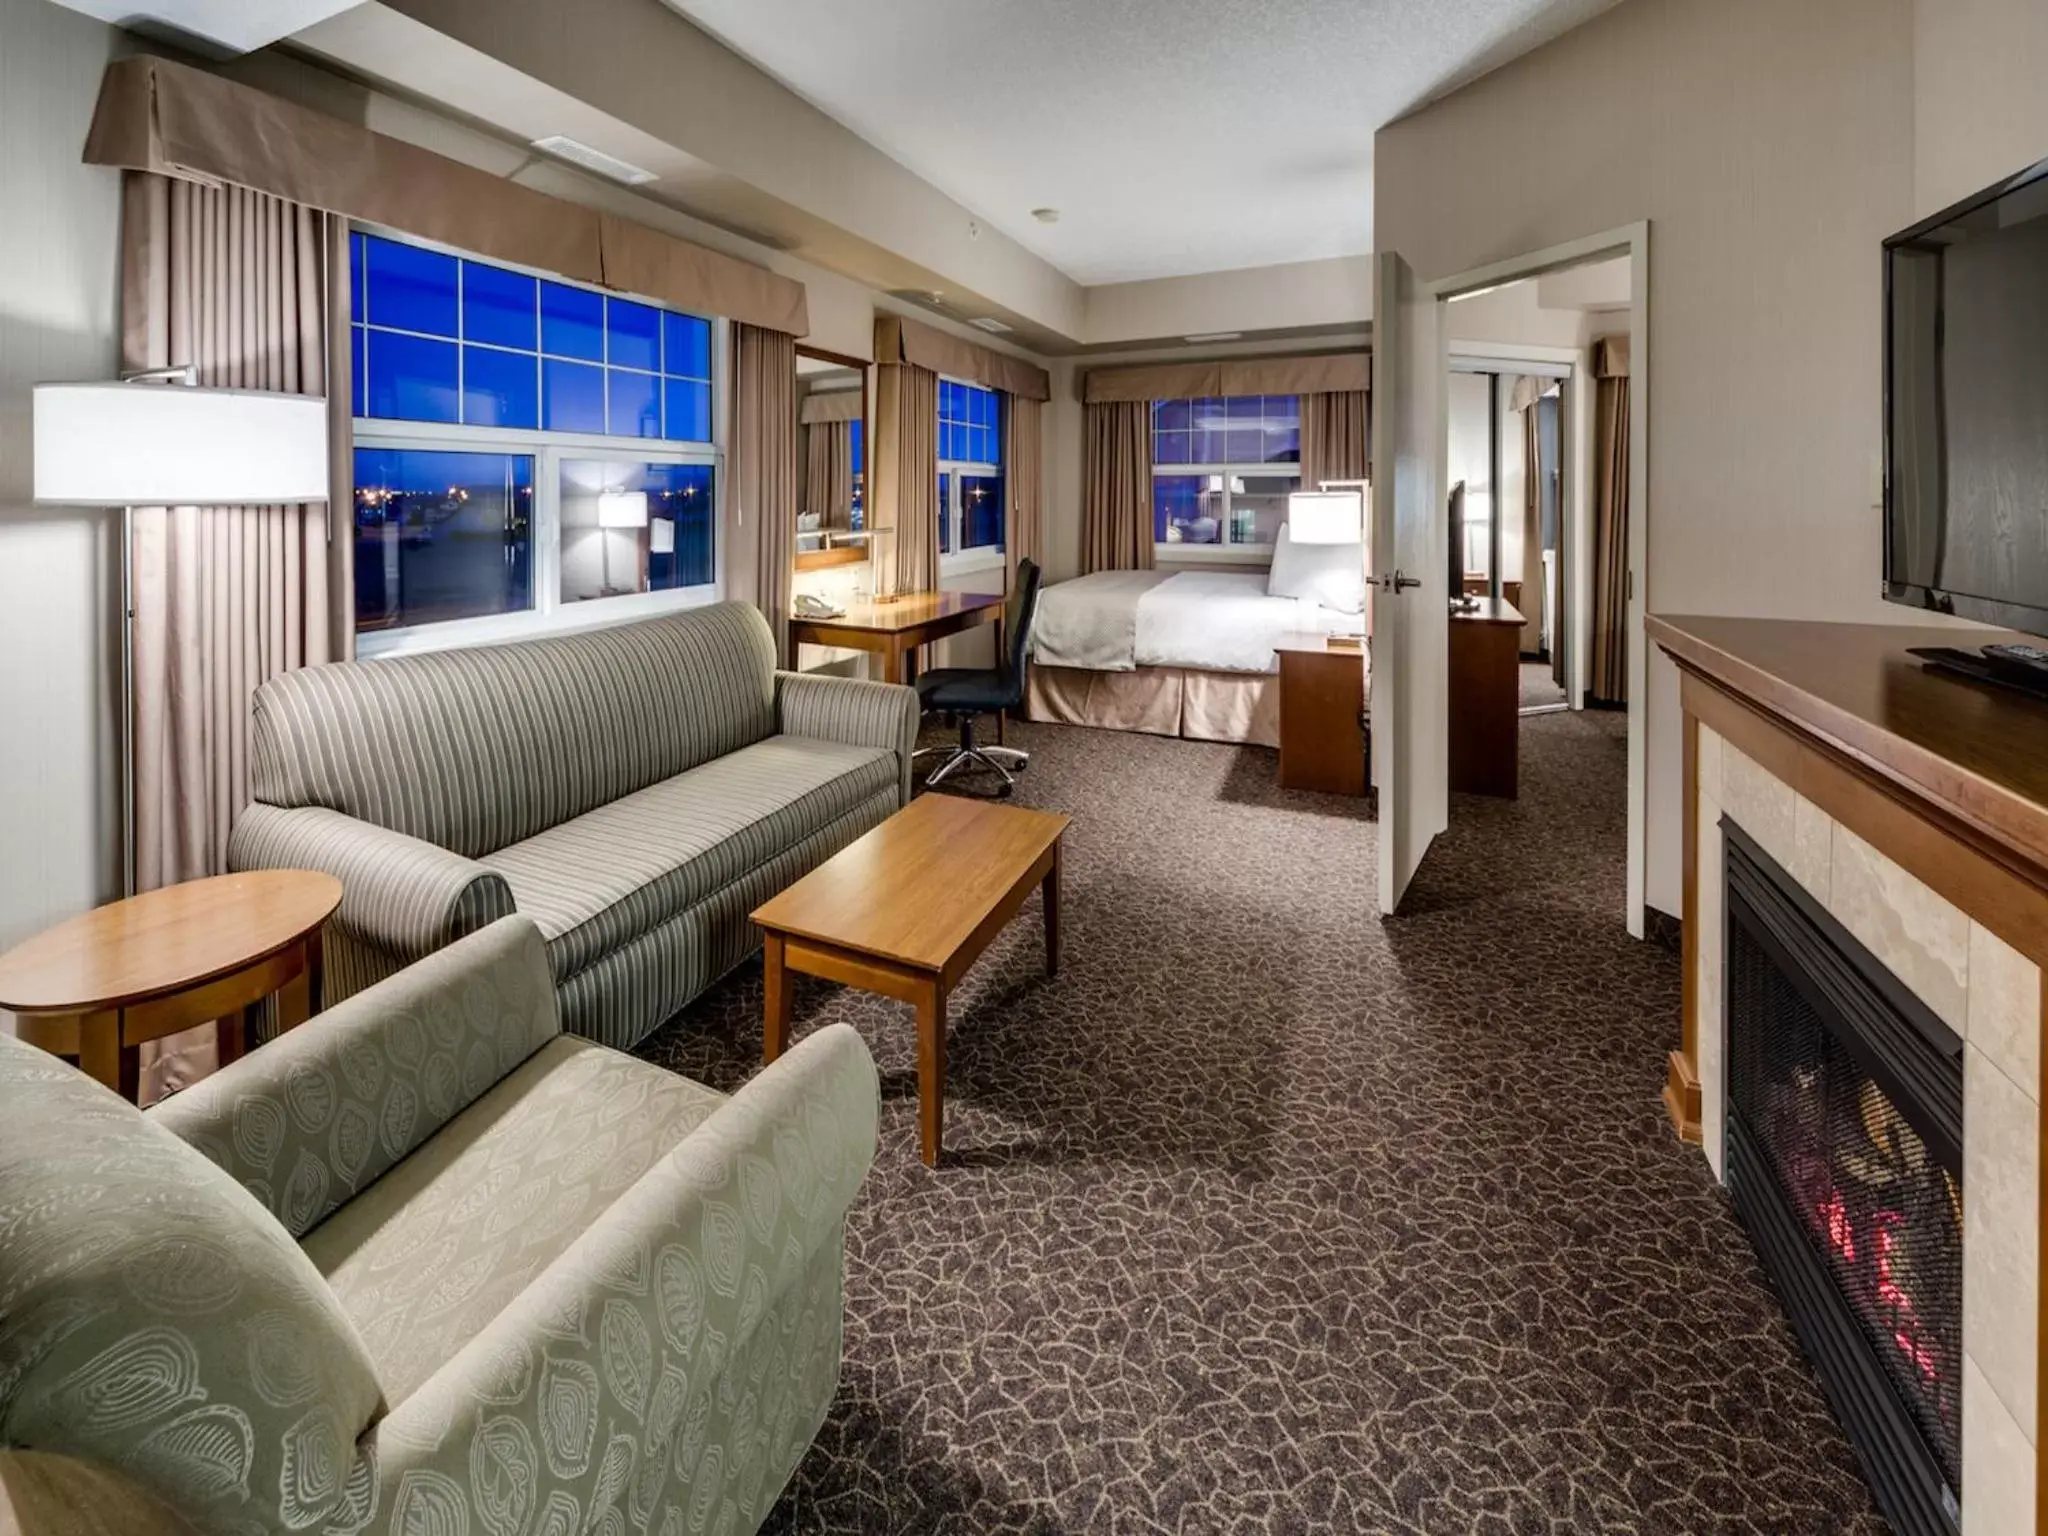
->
[1083,351,1370,404]
[799,388,863,424]
[1593,334,1631,379]
[84,55,810,336]
[874,314,1050,401]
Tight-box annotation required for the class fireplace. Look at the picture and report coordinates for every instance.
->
[1722,821,1966,1536]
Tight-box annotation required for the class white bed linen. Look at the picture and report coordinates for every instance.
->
[1030,569,1171,671]
[1033,570,1357,675]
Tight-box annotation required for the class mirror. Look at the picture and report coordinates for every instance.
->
[794,343,871,572]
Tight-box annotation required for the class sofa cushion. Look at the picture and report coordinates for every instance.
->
[300,1035,724,1405]
[247,603,779,858]
[0,1036,384,1533]
[480,734,899,980]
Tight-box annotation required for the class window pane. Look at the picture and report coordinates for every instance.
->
[462,346,539,429]
[364,236,458,336]
[1154,399,1191,433]
[608,299,661,372]
[1267,426,1301,464]
[663,312,712,380]
[1229,473,1298,545]
[961,474,1004,550]
[1226,394,1262,422]
[1154,474,1219,544]
[463,263,536,351]
[350,324,366,419]
[608,369,662,438]
[1153,429,1191,467]
[365,330,459,423]
[542,358,606,434]
[1264,394,1301,429]
[663,379,712,443]
[353,448,533,632]
[559,458,715,602]
[1227,427,1266,464]
[541,281,605,361]
[349,232,365,322]
[938,472,951,553]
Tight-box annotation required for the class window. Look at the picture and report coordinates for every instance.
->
[349,230,721,652]
[1152,395,1300,552]
[937,378,1003,567]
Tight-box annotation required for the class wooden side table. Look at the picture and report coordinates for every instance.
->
[0,870,343,1101]
[1275,633,1369,796]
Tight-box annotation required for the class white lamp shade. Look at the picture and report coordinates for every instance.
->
[34,382,329,507]
[598,491,650,528]
[1287,489,1365,544]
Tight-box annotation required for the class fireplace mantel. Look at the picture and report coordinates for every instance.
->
[1651,613,2047,1535]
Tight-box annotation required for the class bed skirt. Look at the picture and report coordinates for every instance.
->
[1026,665,1280,748]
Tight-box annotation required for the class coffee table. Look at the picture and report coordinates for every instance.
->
[752,793,1069,1166]
[0,869,342,1101]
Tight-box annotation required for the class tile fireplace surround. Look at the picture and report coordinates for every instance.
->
[1652,615,2047,1536]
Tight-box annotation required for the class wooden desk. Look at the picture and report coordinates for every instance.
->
[0,870,342,1100]
[753,794,1068,1167]
[1449,597,1524,799]
[1274,633,1369,796]
[790,590,1005,686]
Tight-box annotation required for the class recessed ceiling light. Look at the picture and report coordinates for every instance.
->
[969,318,1014,334]
[1184,331,1243,344]
[1031,207,1061,224]
[531,136,657,187]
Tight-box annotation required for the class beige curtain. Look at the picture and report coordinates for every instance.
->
[1591,337,1631,705]
[1005,393,1044,588]
[121,171,350,1099]
[1511,380,1545,658]
[805,421,855,530]
[1082,401,1155,573]
[1299,390,1370,488]
[874,362,940,596]
[729,323,798,662]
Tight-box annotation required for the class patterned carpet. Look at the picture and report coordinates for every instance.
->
[636,710,1885,1534]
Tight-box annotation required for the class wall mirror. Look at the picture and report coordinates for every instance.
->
[794,343,870,571]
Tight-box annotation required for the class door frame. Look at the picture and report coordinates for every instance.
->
[1425,222,1651,939]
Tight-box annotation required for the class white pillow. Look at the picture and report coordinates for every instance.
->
[1267,523,1367,613]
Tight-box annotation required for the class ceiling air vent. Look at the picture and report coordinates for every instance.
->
[531,136,658,187]
[969,318,1014,335]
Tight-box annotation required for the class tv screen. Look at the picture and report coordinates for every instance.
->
[1886,160,2048,634]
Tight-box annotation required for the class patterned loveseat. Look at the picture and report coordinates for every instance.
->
[229,603,917,1049]
[0,916,879,1536]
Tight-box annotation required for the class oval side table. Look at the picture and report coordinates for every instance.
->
[0,870,343,1102]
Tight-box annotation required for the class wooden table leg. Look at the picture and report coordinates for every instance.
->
[306,926,326,1015]
[916,979,946,1168]
[76,1010,133,1100]
[878,645,906,686]
[221,1008,250,1070]
[763,932,791,1062]
[1043,843,1062,979]
[276,943,314,1034]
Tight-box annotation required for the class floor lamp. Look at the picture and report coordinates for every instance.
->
[32,372,330,895]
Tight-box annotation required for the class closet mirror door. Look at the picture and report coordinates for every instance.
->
[794,344,871,574]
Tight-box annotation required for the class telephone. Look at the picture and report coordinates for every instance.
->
[794,593,845,620]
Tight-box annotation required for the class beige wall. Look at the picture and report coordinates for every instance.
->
[1374,0,1935,917]
[1083,257,1372,348]
[1914,0,2048,217]
[0,0,124,965]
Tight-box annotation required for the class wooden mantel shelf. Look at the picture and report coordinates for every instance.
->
[1649,614,2048,880]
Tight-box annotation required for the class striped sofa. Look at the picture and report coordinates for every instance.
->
[228,603,918,1049]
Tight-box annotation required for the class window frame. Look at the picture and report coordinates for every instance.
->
[936,374,1006,579]
[1149,395,1302,565]
[349,223,727,658]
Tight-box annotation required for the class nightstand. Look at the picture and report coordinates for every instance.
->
[1274,634,1368,796]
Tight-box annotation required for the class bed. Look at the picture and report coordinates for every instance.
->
[1026,569,1365,748]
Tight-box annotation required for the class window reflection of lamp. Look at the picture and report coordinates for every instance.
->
[597,491,648,595]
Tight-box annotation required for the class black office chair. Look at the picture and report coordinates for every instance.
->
[915,558,1043,795]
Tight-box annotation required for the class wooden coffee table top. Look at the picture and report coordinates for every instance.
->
[0,870,343,1014]
[752,795,1068,973]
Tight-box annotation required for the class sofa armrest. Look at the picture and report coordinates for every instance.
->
[229,802,514,963]
[371,1023,879,1527]
[775,669,920,805]
[151,916,560,1238]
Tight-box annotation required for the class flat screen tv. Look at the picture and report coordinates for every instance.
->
[1886,157,2048,635]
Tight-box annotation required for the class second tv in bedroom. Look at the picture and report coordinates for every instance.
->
[1886,156,2048,636]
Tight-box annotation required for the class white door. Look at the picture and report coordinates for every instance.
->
[1369,251,1450,916]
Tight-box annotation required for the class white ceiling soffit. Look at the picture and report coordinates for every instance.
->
[52,0,362,53]
[665,0,1624,286]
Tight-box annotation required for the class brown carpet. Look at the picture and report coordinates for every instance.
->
[637,710,1885,1534]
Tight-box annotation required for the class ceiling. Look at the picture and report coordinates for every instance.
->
[665,0,1623,286]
